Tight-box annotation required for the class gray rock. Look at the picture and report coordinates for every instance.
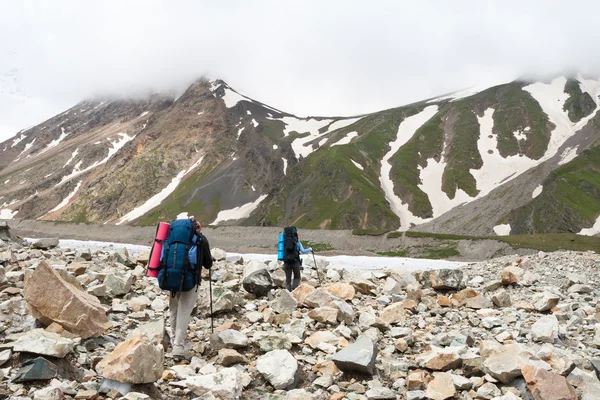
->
[210,329,248,350]
[332,335,377,374]
[531,315,559,343]
[568,284,593,294]
[185,367,243,399]
[476,382,501,399]
[272,289,298,314]
[430,269,463,290]
[365,387,396,399]
[30,238,59,250]
[256,349,299,390]
[491,290,511,307]
[532,292,560,312]
[406,391,426,400]
[104,273,134,297]
[242,260,274,296]
[0,349,11,366]
[77,249,93,261]
[258,333,292,353]
[13,329,75,358]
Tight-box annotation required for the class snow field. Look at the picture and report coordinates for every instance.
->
[211,194,268,225]
[379,105,438,230]
[493,224,511,236]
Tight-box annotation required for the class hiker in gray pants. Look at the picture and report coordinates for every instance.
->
[163,217,213,361]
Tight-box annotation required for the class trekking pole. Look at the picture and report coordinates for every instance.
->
[311,250,322,285]
[209,269,214,333]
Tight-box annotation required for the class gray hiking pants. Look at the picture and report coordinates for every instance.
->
[168,290,197,356]
[283,261,301,292]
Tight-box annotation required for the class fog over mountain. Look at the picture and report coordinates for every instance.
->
[2,1,600,139]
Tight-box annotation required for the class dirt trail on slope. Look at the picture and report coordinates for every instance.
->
[2,219,533,262]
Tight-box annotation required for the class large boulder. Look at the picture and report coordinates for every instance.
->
[23,261,110,339]
[242,260,274,296]
[331,335,377,374]
[430,269,463,290]
[185,367,243,399]
[98,335,164,384]
[256,350,299,390]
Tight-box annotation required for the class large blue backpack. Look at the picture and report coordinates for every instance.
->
[158,219,202,294]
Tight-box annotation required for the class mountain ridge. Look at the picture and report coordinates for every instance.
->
[0,75,599,237]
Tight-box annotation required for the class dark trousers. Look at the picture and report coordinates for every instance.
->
[283,261,301,292]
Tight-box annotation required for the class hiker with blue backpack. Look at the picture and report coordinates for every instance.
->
[279,226,313,291]
[157,216,213,362]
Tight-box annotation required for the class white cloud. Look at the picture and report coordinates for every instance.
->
[2,1,600,140]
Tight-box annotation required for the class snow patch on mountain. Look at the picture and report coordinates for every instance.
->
[11,133,26,148]
[576,75,600,105]
[211,194,268,225]
[493,224,511,235]
[282,158,288,175]
[45,180,83,216]
[331,131,358,147]
[0,208,17,219]
[63,148,79,168]
[418,158,472,217]
[470,108,538,197]
[237,127,245,139]
[579,215,600,236]
[379,105,438,230]
[283,117,363,159]
[117,155,205,224]
[222,87,249,108]
[558,146,579,165]
[15,138,36,161]
[59,133,134,185]
[532,185,543,198]
[39,127,69,155]
[524,77,600,160]
[351,160,364,171]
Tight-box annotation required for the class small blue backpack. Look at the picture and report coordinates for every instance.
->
[158,219,202,295]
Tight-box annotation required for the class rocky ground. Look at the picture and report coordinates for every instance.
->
[0,234,599,399]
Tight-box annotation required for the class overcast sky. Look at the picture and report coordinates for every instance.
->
[1,0,600,140]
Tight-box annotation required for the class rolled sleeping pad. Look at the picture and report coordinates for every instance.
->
[277,233,284,261]
[147,221,171,277]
